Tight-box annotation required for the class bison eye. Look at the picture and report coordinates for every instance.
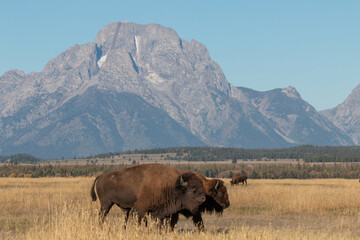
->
[218,192,224,197]
[192,189,197,194]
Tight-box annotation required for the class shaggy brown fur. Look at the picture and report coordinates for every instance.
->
[90,163,206,225]
[230,173,248,186]
[169,170,230,231]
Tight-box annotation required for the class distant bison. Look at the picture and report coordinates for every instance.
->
[90,163,206,226]
[230,173,248,186]
[169,171,230,230]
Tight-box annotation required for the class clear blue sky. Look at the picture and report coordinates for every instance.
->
[1,0,359,111]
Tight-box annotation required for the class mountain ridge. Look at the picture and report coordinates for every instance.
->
[0,22,354,158]
[321,83,360,145]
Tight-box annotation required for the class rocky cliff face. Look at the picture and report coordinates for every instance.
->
[236,86,352,146]
[321,84,360,144]
[0,22,353,158]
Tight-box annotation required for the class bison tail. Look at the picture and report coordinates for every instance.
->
[90,175,100,201]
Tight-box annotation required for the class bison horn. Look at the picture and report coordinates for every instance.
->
[180,175,188,187]
[215,181,220,190]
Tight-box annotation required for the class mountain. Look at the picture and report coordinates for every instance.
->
[236,86,352,146]
[321,84,360,144]
[0,22,353,158]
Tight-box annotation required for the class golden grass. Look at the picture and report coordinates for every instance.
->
[0,178,359,239]
[229,179,360,216]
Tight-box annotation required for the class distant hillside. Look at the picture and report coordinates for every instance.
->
[0,153,41,164]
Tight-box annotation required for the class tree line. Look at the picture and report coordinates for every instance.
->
[2,145,360,164]
[91,145,360,162]
[1,162,359,179]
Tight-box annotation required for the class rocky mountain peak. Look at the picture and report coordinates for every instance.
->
[94,22,184,61]
[342,83,360,106]
[321,83,360,144]
[281,86,300,99]
[2,69,26,77]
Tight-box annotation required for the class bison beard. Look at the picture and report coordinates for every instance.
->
[90,163,206,226]
[170,195,225,230]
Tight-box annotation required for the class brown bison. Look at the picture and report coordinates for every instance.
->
[230,173,248,186]
[90,163,206,225]
[169,171,230,231]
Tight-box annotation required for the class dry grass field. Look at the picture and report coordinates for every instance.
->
[0,177,359,240]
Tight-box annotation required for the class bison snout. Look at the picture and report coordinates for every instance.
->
[220,203,229,209]
[220,199,230,209]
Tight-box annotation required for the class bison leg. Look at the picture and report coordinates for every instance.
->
[121,208,131,229]
[114,205,131,228]
[124,209,131,223]
[132,204,147,226]
[192,212,205,232]
[99,202,114,223]
[169,213,179,231]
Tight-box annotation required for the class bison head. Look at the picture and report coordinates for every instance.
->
[176,172,206,214]
[208,180,230,210]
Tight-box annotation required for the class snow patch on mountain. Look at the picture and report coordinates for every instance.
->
[97,54,107,67]
[274,129,296,144]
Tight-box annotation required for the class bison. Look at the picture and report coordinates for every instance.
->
[230,173,248,186]
[90,163,206,226]
[169,171,230,231]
